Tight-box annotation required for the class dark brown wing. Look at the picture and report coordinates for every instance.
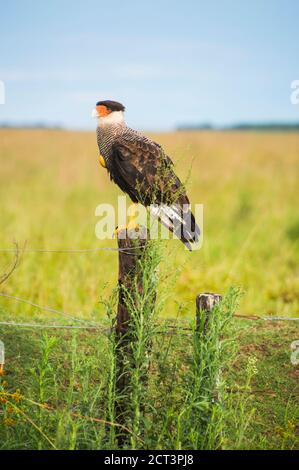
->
[110,132,200,248]
[110,133,181,205]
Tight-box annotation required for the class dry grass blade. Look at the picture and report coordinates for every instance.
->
[3,398,57,450]
[0,391,143,444]
[0,242,20,287]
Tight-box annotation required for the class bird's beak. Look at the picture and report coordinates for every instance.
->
[91,108,99,118]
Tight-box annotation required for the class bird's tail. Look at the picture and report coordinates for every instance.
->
[150,203,200,251]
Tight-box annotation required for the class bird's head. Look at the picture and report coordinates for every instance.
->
[92,100,125,126]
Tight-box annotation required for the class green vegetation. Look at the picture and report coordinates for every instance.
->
[0,299,297,449]
[0,129,298,449]
[0,129,298,318]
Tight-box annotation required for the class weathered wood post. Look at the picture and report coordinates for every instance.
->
[116,226,148,336]
[196,293,222,334]
[115,226,150,442]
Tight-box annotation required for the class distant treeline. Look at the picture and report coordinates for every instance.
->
[0,122,62,129]
[1,121,299,132]
[177,122,299,132]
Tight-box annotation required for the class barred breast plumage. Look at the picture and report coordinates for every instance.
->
[96,123,159,170]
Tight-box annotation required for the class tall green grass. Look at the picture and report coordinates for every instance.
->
[0,239,256,449]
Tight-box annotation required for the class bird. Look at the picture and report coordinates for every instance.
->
[92,100,200,250]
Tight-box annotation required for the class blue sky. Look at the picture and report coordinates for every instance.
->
[0,0,298,130]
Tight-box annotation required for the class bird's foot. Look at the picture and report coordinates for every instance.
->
[113,224,127,237]
[99,154,107,168]
[113,221,141,238]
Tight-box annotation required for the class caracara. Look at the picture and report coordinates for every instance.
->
[92,100,199,250]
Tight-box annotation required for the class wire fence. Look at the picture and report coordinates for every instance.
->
[0,321,103,330]
[0,299,297,334]
[0,243,298,337]
[0,244,147,255]
[0,291,107,326]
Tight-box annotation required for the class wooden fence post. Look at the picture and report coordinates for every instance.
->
[196,293,222,333]
[116,226,148,337]
[115,226,149,441]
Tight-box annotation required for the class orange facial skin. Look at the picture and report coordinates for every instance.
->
[96,105,111,117]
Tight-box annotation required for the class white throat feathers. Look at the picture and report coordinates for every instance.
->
[98,111,125,127]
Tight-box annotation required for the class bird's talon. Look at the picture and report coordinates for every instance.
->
[113,222,140,238]
[99,154,107,168]
[113,225,127,237]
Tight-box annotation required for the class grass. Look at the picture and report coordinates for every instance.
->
[0,129,298,318]
[0,307,298,449]
[227,319,299,449]
[0,128,298,449]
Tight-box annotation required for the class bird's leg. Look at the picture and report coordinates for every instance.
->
[99,154,106,168]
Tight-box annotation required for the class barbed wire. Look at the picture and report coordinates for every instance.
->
[0,244,298,333]
[0,292,106,331]
[0,244,146,255]
[0,316,298,334]
[260,316,299,322]
[0,321,109,331]
[0,287,298,338]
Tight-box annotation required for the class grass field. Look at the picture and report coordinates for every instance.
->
[0,128,298,449]
[0,312,298,449]
[0,128,298,319]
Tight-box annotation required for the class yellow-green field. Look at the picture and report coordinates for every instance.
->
[0,129,298,320]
